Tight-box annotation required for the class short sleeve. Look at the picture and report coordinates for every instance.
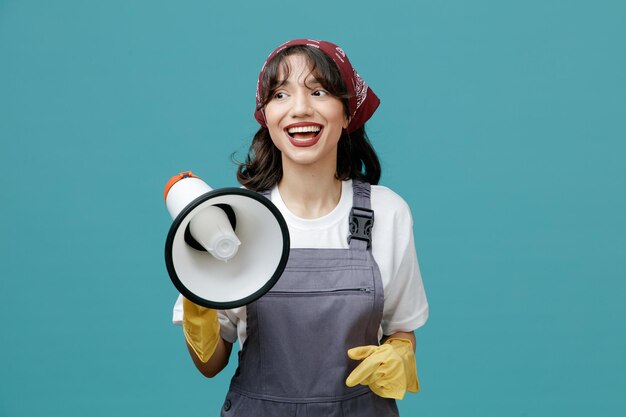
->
[370,187,429,336]
[382,228,429,334]
[172,294,183,325]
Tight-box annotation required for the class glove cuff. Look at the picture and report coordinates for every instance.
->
[384,338,420,393]
[182,298,221,363]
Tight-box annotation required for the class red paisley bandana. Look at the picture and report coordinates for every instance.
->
[254,39,380,133]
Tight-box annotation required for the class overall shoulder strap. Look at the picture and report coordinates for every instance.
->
[349,180,374,251]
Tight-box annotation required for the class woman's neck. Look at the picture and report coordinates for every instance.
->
[278,163,342,219]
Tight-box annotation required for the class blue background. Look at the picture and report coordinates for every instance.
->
[1,1,625,416]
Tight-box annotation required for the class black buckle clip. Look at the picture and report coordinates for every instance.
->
[348,207,374,248]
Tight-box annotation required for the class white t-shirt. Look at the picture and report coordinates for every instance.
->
[173,180,429,347]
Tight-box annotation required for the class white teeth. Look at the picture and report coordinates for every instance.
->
[288,125,321,134]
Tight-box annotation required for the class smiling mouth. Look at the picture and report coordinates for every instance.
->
[284,124,323,147]
[287,125,322,140]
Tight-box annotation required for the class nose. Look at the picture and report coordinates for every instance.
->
[289,91,313,118]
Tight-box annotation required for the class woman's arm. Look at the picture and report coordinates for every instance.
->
[186,337,233,378]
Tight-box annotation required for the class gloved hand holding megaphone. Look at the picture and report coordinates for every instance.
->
[164,172,290,362]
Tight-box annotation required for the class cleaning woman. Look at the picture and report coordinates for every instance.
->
[172,39,429,416]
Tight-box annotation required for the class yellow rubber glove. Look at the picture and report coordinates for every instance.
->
[182,297,220,363]
[346,338,419,400]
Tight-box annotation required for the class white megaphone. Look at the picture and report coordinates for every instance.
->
[164,172,290,309]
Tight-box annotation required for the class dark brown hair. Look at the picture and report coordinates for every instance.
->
[237,45,381,191]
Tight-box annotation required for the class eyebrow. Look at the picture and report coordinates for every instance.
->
[275,78,323,87]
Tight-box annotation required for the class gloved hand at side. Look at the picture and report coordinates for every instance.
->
[182,297,220,363]
[345,338,419,400]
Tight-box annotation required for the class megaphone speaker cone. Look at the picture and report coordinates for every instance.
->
[165,188,290,309]
[188,205,241,261]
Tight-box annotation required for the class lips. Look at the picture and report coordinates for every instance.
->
[284,122,323,147]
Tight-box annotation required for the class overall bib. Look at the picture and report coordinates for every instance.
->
[221,180,399,417]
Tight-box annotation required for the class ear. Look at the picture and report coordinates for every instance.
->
[343,115,350,130]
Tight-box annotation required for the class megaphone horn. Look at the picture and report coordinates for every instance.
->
[164,172,290,309]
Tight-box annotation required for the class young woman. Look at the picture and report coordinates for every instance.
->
[173,39,429,416]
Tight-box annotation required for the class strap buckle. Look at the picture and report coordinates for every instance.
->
[348,207,374,248]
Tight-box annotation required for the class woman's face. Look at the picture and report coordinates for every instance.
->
[263,54,348,171]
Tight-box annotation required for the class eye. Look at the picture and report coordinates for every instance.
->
[312,89,329,97]
[273,91,288,100]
